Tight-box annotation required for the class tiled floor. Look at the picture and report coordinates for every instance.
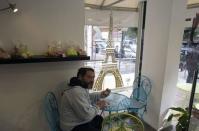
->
[143,121,156,131]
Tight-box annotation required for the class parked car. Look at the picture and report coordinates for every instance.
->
[95,40,106,54]
[123,48,136,58]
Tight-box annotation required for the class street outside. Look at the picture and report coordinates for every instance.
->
[175,70,199,108]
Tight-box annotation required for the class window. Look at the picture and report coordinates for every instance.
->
[176,22,199,108]
[84,2,140,90]
[84,25,138,90]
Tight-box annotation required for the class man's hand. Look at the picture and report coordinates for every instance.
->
[101,88,111,98]
[96,100,109,110]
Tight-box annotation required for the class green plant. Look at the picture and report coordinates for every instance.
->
[167,107,189,131]
[102,113,144,131]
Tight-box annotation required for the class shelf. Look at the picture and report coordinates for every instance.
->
[0,55,90,64]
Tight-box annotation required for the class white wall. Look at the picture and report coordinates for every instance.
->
[159,0,187,126]
[142,0,186,129]
[0,63,83,131]
[142,0,172,128]
[0,0,84,131]
[0,0,84,54]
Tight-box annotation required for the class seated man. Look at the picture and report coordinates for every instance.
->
[60,67,111,131]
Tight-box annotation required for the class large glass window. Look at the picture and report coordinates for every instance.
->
[84,23,138,90]
[84,0,141,91]
[176,20,199,109]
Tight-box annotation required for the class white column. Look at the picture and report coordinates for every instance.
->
[142,0,186,129]
[159,0,187,126]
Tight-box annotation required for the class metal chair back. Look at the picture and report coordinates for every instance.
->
[44,92,62,131]
[131,75,152,102]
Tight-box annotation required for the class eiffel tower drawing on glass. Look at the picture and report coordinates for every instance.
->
[93,11,123,91]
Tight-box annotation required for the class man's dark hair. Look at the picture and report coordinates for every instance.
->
[77,67,94,78]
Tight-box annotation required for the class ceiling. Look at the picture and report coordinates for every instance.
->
[85,0,199,11]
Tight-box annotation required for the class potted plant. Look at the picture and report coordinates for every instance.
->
[166,106,198,131]
[167,107,189,131]
[101,113,144,131]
